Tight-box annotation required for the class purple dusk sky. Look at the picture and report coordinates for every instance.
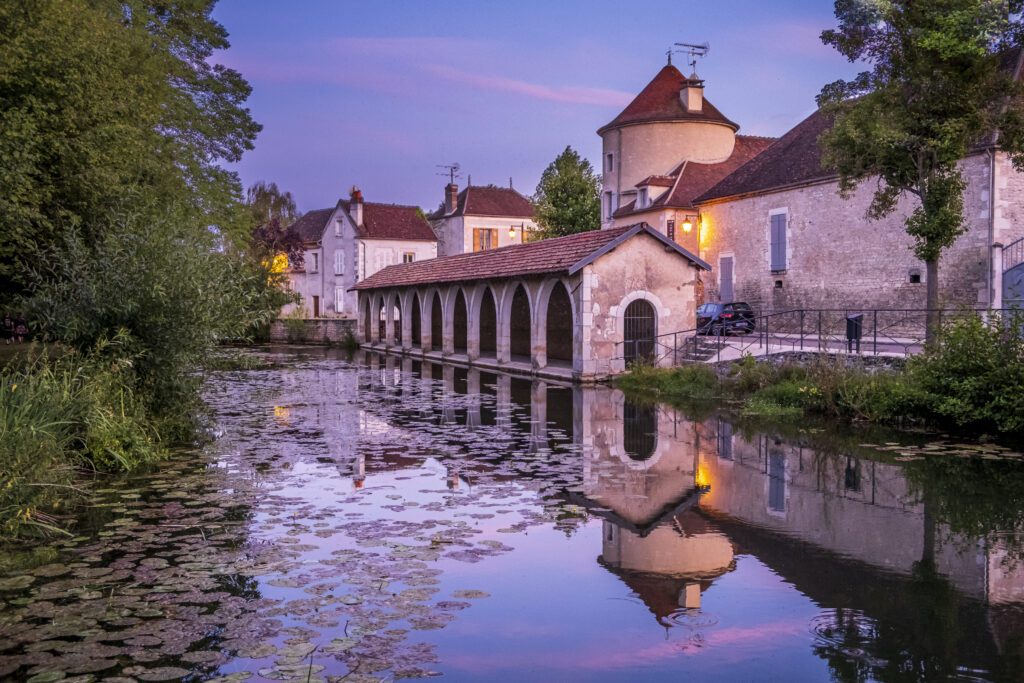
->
[212,0,860,214]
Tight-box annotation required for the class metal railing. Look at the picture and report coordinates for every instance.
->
[1005,236,1024,272]
[616,307,1023,366]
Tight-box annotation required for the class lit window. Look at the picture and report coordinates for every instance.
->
[403,252,415,263]
[472,228,498,251]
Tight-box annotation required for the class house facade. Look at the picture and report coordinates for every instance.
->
[601,58,1024,317]
[284,189,437,319]
[429,182,538,256]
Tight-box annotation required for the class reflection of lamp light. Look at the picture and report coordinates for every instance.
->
[695,464,711,490]
[682,220,693,233]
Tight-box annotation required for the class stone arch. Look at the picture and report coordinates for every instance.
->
[453,288,468,353]
[544,280,575,365]
[612,290,668,366]
[390,292,402,346]
[410,292,422,347]
[375,294,386,344]
[360,295,371,343]
[478,286,498,357]
[430,290,443,351]
[623,299,657,364]
[506,283,532,359]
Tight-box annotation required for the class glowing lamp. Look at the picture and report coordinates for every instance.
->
[509,226,516,238]
[682,220,693,233]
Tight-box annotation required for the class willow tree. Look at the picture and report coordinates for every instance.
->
[817,0,1024,338]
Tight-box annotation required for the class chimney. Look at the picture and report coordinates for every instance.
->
[349,186,364,226]
[445,183,459,215]
[681,73,704,113]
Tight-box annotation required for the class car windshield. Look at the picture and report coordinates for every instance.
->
[697,304,719,315]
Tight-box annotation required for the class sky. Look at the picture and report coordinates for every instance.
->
[212,0,861,213]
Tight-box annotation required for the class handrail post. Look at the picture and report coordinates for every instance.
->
[800,309,805,350]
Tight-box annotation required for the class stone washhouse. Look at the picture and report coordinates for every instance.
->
[352,223,710,382]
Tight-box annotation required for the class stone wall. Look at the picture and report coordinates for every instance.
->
[697,152,996,313]
[268,318,357,345]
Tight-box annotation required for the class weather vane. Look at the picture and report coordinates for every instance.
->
[436,162,461,184]
[667,42,710,74]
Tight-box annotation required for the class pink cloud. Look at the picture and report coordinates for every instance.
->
[421,63,633,107]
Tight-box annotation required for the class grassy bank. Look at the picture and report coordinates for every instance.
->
[617,315,1024,435]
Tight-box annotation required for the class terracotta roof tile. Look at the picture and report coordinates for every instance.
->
[290,208,335,243]
[290,203,436,243]
[430,185,535,220]
[598,65,739,135]
[636,175,676,188]
[353,224,708,290]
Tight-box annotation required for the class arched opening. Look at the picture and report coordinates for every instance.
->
[411,293,422,347]
[362,299,371,343]
[545,281,574,365]
[624,299,657,365]
[623,401,657,461]
[453,289,468,353]
[392,303,402,345]
[479,288,497,357]
[430,292,443,351]
[509,285,531,359]
[376,297,386,343]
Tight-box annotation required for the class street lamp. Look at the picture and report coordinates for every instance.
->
[509,222,528,241]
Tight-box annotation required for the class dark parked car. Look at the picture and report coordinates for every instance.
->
[697,302,757,335]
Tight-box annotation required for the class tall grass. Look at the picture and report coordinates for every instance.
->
[0,339,162,538]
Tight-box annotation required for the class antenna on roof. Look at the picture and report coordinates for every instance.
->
[436,162,461,184]
[671,42,710,75]
[509,176,513,189]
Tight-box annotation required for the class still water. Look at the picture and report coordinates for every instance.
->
[1,347,1023,682]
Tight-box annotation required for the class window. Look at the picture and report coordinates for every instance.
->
[606,153,614,172]
[403,252,415,263]
[604,191,615,220]
[472,228,498,252]
[309,252,319,273]
[335,287,345,313]
[638,187,648,208]
[333,249,345,275]
[770,213,787,271]
[667,219,676,241]
[909,269,922,284]
[335,219,343,237]
[373,250,394,273]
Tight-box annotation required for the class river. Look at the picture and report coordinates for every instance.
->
[1,346,1023,682]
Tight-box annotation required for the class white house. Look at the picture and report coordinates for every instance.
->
[429,182,538,256]
[284,188,437,319]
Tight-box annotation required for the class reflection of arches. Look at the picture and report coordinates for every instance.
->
[430,292,443,351]
[479,287,497,356]
[392,303,402,345]
[411,293,422,347]
[453,288,468,353]
[623,401,657,461]
[509,284,531,358]
[624,299,657,364]
[545,281,574,363]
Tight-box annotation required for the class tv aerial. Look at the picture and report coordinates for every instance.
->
[668,42,710,74]
[436,162,461,184]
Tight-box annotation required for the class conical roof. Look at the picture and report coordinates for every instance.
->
[598,64,739,135]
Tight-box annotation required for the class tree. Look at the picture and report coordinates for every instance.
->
[246,180,301,227]
[0,0,261,294]
[817,0,1024,338]
[533,146,601,237]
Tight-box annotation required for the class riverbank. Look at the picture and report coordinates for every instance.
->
[616,316,1024,435]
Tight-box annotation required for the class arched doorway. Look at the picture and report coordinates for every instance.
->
[624,299,657,365]
[392,303,402,345]
[362,299,371,343]
[411,293,422,347]
[509,285,531,359]
[376,297,386,343]
[479,288,497,357]
[545,281,574,365]
[430,292,443,351]
[453,289,468,353]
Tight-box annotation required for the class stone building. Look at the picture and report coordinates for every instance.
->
[601,57,1024,320]
[429,182,538,256]
[352,223,709,380]
[284,188,437,319]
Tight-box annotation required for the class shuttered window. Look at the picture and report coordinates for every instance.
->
[472,228,498,252]
[770,213,787,271]
[334,249,345,275]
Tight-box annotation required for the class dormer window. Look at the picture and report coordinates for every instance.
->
[638,187,649,208]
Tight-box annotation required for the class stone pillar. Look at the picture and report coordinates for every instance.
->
[992,242,1005,310]
[531,282,548,369]
[496,284,512,364]
[466,288,481,362]
[383,294,394,346]
[442,287,455,356]
[369,296,381,344]
[400,292,414,351]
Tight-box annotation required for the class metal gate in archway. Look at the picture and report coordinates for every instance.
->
[1005,235,1024,310]
[624,299,657,365]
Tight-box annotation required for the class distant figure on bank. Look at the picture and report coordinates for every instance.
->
[1,314,13,344]
[13,316,28,343]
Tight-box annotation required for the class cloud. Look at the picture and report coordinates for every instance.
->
[420,63,633,107]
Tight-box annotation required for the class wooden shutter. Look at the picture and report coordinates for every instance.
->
[770,214,787,271]
[473,229,481,252]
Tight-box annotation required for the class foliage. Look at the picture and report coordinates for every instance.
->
[533,146,602,237]
[0,0,260,295]
[22,204,287,438]
[247,180,306,269]
[615,362,721,401]
[284,306,309,342]
[818,0,1024,335]
[246,180,300,227]
[0,341,162,538]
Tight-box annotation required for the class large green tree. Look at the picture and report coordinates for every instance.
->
[818,0,1024,337]
[0,0,260,294]
[533,146,602,237]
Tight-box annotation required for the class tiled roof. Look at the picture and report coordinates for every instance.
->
[290,202,436,243]
[290,208,335,243]
[430,185,535,220]
[353,223,709,290]
[695,110,836,203]
[637,175,676,188]
[598,65,739,135]
[613,135,776,218]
